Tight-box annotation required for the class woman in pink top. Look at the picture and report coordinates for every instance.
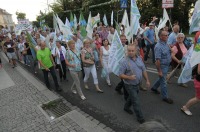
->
[94,33,102,68]
[171,33,188,87]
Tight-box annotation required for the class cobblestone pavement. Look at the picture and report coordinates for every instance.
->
[0,52,114,132]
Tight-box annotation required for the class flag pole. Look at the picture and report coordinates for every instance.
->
[168,8,173,30]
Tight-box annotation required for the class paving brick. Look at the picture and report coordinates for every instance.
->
[0,55,111,132]
[99,123,106,129]
[104,127,113,132]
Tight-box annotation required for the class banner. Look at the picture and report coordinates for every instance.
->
[189,0,200,34]
[178,45,194,83]
[108,30,125,76]
[130,0,140,37]
[15,19,32,35]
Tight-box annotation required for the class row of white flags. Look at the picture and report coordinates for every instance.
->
[108,0,140,75]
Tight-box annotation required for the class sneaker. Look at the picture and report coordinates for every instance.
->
[140,86,147,91]
[124,108,133,115]
[97,89,104,93]
[84,84,89,89]
[115,89,123,95]
[72,90,77,94]
[178,83,188,88]
[56,87,62,92]
[151,89,160,94]
[163,98,173,104]
[80,95,86,100]
[181,107,192,116]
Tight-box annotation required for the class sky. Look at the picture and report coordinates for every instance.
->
[0,0,55,23]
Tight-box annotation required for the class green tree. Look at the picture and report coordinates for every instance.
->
[16,12,26,19]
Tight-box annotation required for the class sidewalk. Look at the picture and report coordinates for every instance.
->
[0,52,114,132]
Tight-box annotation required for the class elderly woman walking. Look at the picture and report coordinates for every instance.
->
[65,40,86,100]
[170,33,188,87]
[81,39,103,93]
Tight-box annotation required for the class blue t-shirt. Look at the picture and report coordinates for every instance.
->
[119,56,146,85]
[146,29,155,45]
[154,40,171,65]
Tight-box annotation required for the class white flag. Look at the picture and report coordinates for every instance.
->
[103,14,108,26]
[56,16,73,41]
[65,17,70,27]
[53,14,60,33]
[86,13,100,39]
[121,10,131,41]
[158,8,170,30]
[111,11,113,26]
[178,45,194,83]
[108,30,125,76]
[189,0,200,34]
[86,12,92,38]
[130,0,140,36]
[74,14,78,30]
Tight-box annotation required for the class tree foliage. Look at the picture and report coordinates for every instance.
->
[35,0,196,32]
[16,12,26,20]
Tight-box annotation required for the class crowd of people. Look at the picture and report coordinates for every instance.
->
[0,20,199,124]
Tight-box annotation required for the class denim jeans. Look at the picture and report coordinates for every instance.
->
[25,55,32,65]
[124,84,144,121]
[116,80,129,100]
[42,66,59,89]
[151,65,169,99]
[144,44,155,63]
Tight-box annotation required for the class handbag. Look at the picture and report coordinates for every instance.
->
[82,48,94,67]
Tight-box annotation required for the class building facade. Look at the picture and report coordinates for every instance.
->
[0,8,15,32]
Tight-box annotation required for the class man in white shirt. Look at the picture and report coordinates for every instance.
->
[107,27,115,44]
[72,33,83,51]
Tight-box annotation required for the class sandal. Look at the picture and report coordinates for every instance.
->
[181,107,192,116]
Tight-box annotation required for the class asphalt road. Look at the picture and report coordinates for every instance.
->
[18,59,200,132]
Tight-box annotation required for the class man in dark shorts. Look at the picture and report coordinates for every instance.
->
[4,36,17,68]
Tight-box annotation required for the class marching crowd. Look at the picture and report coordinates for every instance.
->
[0,21,200,124]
